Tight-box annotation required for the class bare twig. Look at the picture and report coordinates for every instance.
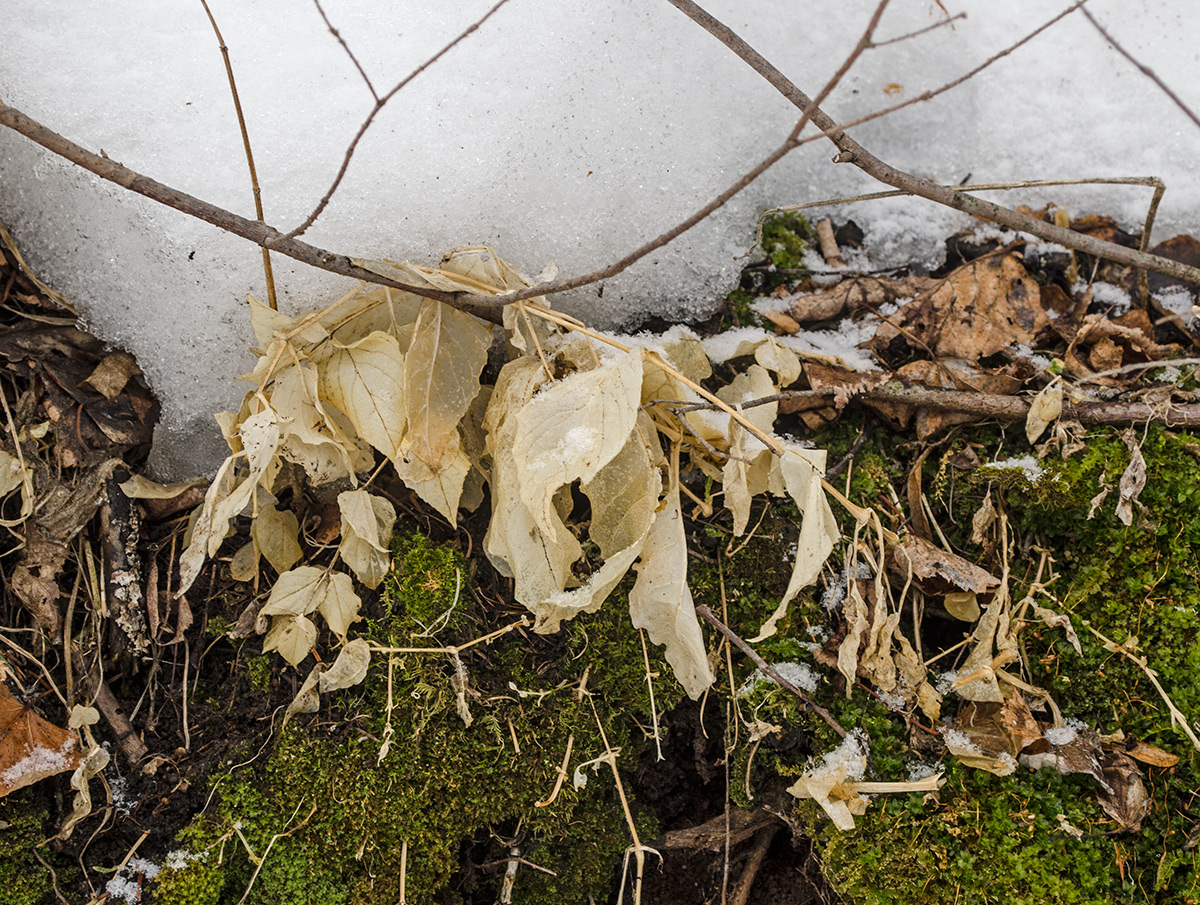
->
[662,0,1200,290]
[1081,9,1200,132]
[0,101,505,322]
[872,13,966,47]
[695,605,848,741]
[730,824,779,905]
[313,0,379,102]
[278,0,514,242]
[199,0,278,309]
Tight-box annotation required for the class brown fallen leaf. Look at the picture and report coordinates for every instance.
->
[1122,738,1179,768]
[1096,750,1150,832]
[786,275,937,324]
[0,682,83,797]
[888,534,1000,596]
[873,253,1047,363]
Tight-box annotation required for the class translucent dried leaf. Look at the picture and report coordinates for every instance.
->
[513,350,644,539]
[248,294,328,350]
[319,330,407,462]
[630,484,714,699]
[337,490,397,588]
[229,540,259,582]
[722,421,773,537]
[252,504,303,575]
[753,442,838,641]
[281,664,322,729]
[754,336,802,387]
[786,732,869,831]
[118,474,205,501]
[319,638,371,693]
[945,592,981,622]
[273,364,373,484]
[262,613,318,667]
[393,433,472,526]
[403,299,493,470]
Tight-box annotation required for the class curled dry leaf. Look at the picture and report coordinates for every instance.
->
[261,566,362,656]
[1025,379,1063,444]
[1116,429,1147,526]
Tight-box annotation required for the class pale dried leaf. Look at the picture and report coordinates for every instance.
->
[393,432,472,526]
[786,733,869,831]
[754,336,802,387]
[273,364,373,484]
[319,638,372,693]
[1025,380,1063,444]
[1031,603,1082,654]
[945,592,981,622]
[252,505,303,575]
[263,614,319,667]
[0,449,28,499]
[118,474,205,501]
[229,540,259,582]
[513,350,644,539]
[319,330,407,461]
[58,742,109,839]
[630,483,714,699]
[404,300,493,470]
[753,443,838,641]
[248,294,327,350]
[970,492,997,545]
[721,421,772,537]
[337,490,397,588]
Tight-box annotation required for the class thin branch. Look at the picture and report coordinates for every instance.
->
[658,0,1200,291]
[1081,8,1200,132]
[490,0,893,304]
[277,0,514,242]
[313,0,379,103]
[695,604,849,741]
[0,101,505,323]
[199,0,278,309]
[872,12,966,48]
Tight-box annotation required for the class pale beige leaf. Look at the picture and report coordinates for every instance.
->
[281,665,322,730]
[531,424,661,633]
[229,540,259,582]
[261,566,328,618]
[439,246,532,291]
[318,331,407,462]
[252,504,303,575]
[716,364,778,440]
[319,638,371,693]
[264,614,318,667]
[337,490,396,588]
[786,732,870,831]
[117,474,203,501]
[945,592,981,622]
[0,449,28,501]
[404,299,492,469]
[630,484,714,699]
[513,350,644,539]
[1025,380,1062,444]
[755,336,802,387]
[248,294,328,350]
[722,421,773,537]
[317,571,362,640]
[272,364,373,484]
[753,443,839,641]
[393,433,471,526]
[503,298,560,357]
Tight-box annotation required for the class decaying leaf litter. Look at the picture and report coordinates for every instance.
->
[2,206,1200,905]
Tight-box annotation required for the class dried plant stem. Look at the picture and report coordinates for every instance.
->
[695,605,848,741]
[199,0,277,308]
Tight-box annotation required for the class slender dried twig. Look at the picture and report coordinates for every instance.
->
[695,604,848,741]
[313,0,379,102]
[277,0,514,242]
[1081,9,1200,132]
[199,0,278,309]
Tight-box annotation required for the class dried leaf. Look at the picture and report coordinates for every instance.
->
[252,504,303,575]
[1030,603,1082,654]
[786,732,869,831]
[319,330,407,462]
[281,665,322,730]
[1116,429,1147,526]
[890,534,1000,596]
[1025,380,1063,444]
[944,592,981,622]
[393,432,472,526]
[1123,739,1179,768]
[753,442,839,641]
[118,474,206,501]
[1096,750,1150,831]
[261,566,361,641]
[337,490,396,588]
[512,350,644,540]
[229,539,259,582]
[319,638,372,693]
[273,364,373,484]
[262,614,319,667]
[630,483,714,699]
[0,682,84,797]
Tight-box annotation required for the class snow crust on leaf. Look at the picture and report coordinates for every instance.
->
[337,489,397,588]
[512,350,644,541]
[630,482,714,699]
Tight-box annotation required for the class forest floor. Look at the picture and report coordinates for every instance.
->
[1,206,1199,905]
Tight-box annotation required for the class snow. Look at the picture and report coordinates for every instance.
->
[804,728,869,783]
[2,1,1199,476]
[105,858,160,904]
[1044,725,1078,745]
[737,660,821,696]
[984,455,1046,482]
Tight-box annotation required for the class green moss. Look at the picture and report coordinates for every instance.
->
[761,212,813,274]
[0,798,61,905]
[156,531,677,905]
[243,653,273,692]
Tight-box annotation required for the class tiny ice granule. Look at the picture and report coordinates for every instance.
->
[1044,726,1077,745]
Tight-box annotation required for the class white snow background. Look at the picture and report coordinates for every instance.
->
[1,0,1197,476]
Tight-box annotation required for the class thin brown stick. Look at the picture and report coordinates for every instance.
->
[729,824,779,905]
[872,13,966,47]
[661,0,1200,290]
[0,101,505,323]
[1081,9,1200,132]
[199,0,277,309]
[695,605,848,740]
[277,0,514,242]
[313,0,379,102]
